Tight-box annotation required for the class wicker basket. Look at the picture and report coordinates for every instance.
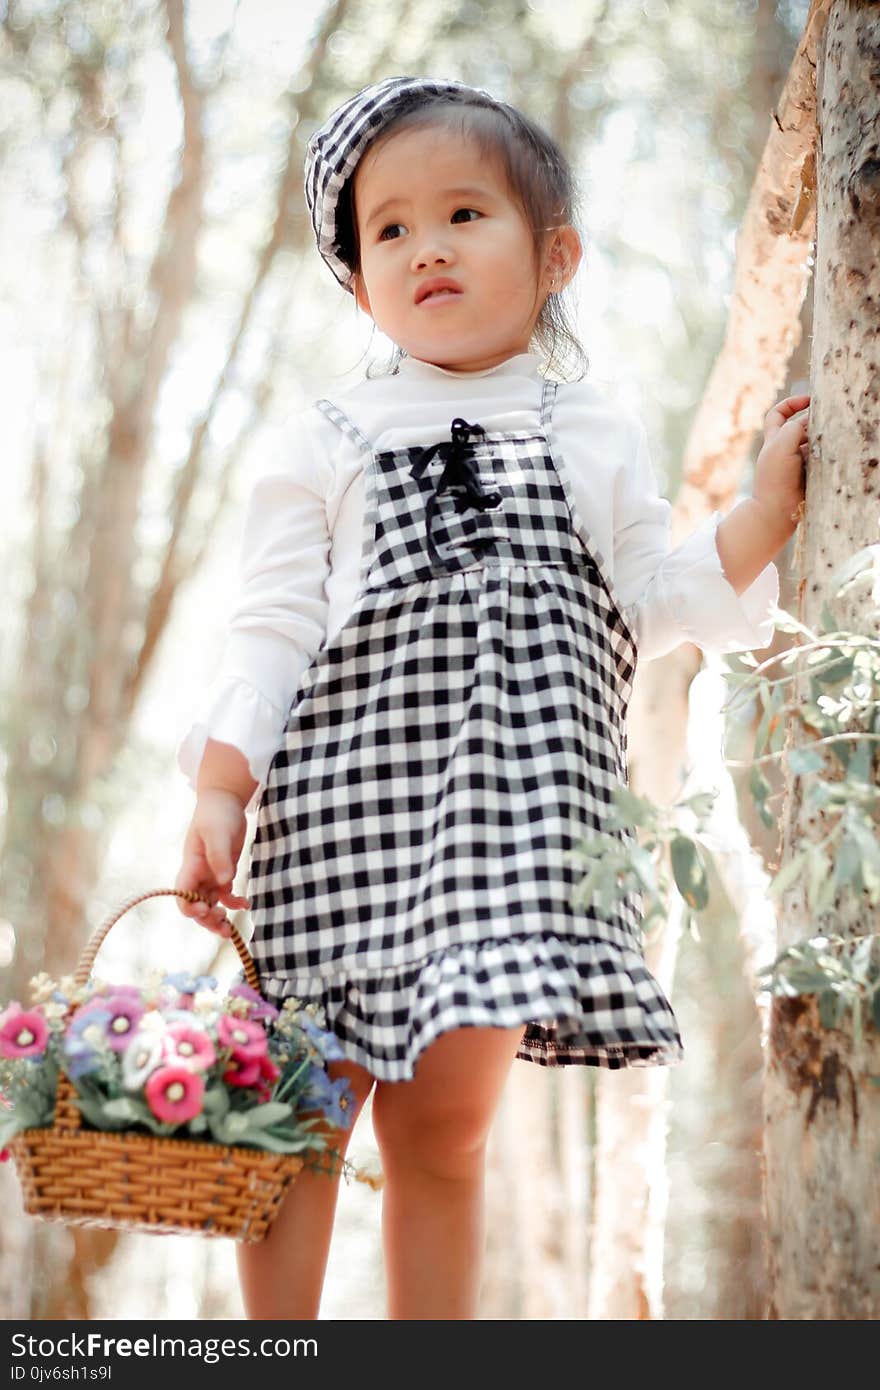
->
[7,888,316,1243]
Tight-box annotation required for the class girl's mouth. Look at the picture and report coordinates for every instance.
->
[418,290,463,306]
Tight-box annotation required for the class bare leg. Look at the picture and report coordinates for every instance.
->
[235,1057,376,1319]
[371,1026,525,1320]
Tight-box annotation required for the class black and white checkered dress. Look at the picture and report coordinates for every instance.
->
[246,379,684,1081]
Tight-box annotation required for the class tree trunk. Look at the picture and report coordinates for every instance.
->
[587,667,690,1320]
[764,0,880,1319]
[586,3,825,1319]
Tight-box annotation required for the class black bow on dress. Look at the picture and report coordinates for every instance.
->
[409,418,502,570]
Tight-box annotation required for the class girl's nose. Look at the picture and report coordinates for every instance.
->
[411,237,455,273]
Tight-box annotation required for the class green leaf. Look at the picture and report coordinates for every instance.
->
[669,835,710,911]
[829,542,880,595]
[72,1095,131,1131]
[849,935,876,983]
[749,765,774,829]
[819,602,839,635]
[754,681,783,760]
[679,790,718,820]
[233,1132,324,1156]
[807,849,830,914]
[102,1098,142,1122]
[767,851,808,899]
[848,738,873,788]
[833,834,863,894]
[813,655,854,687]
[628,844,658,894]
[852,994,863,1047]
[201,1085,230,1118]
[818,989,839,1029]
[788,746,824,776]
[235,1101,294,1128]
[606,785,653,829]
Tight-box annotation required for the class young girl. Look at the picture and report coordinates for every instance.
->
[174,75,809,1320]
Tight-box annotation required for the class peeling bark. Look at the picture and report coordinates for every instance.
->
[764,0,880,1320]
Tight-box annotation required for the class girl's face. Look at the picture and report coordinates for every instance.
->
[351,123,578,373]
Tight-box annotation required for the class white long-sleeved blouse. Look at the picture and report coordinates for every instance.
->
[176,350,779,812]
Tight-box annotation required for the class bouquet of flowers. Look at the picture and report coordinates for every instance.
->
[0,968,376,1180]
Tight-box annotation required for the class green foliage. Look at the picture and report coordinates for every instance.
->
[568,546,880,1032]
[757,933,880,1046]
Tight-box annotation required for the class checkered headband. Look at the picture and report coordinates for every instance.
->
[303,75,506,293]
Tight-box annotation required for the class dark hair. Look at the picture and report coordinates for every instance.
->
[335,91,588,382]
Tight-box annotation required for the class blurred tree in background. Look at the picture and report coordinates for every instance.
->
[0,0,812,1319]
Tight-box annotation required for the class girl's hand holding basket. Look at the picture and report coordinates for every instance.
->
[176,788,251,939]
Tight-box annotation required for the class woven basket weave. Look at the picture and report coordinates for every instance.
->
[7,888,316,1243]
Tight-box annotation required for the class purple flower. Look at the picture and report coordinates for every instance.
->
[228,982,280,1023]
[71,996,143,1053]
[65,1006,112,1065]
[298,1015,346,1061]
[162,972,218,997]
[62,1035,105,1079]
[300,1066,355,1129]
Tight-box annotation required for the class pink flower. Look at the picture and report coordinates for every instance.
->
[224,1051,281,1095]
[144,1065,205,1123]
[223,1055,263,1088]
[254,1055,281,1102]
[165,1024,215,1072]
[217,1013,267,1061]
[0,1003,49,1058]
[0,1148,9,1163]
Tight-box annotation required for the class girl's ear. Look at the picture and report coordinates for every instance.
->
[352,271,374,319]
[543,225,582,295]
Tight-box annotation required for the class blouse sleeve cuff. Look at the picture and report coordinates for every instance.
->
[176,679,287,815]
[657,509,780,655]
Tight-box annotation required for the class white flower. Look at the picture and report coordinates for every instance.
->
[42,1001,69,1023]
[192,990,218,1016]
[28,972,57,1004]
[137,1009,169,1037]
[121,1032,164,1090]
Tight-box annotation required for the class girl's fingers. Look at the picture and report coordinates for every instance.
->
[767,395,810,426]
[219,890,250,909]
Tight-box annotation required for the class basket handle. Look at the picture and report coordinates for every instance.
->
[53,887,262,1132]
[72,887,261,994]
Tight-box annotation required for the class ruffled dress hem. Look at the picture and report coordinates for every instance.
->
[255,933,684,1083]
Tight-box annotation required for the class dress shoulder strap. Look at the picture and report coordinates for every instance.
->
[314,398,373,453]
[539,377,558,431]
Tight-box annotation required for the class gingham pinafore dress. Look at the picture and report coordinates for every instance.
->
[246,379,684,1082]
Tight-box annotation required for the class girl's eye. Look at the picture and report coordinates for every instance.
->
[377,209,481,241]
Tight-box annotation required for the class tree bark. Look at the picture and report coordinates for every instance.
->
[764,0,880,1319]
[587,0,826,1318]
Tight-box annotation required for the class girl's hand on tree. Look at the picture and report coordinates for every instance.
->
[752,393,811,528]
[175,790,250,938]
